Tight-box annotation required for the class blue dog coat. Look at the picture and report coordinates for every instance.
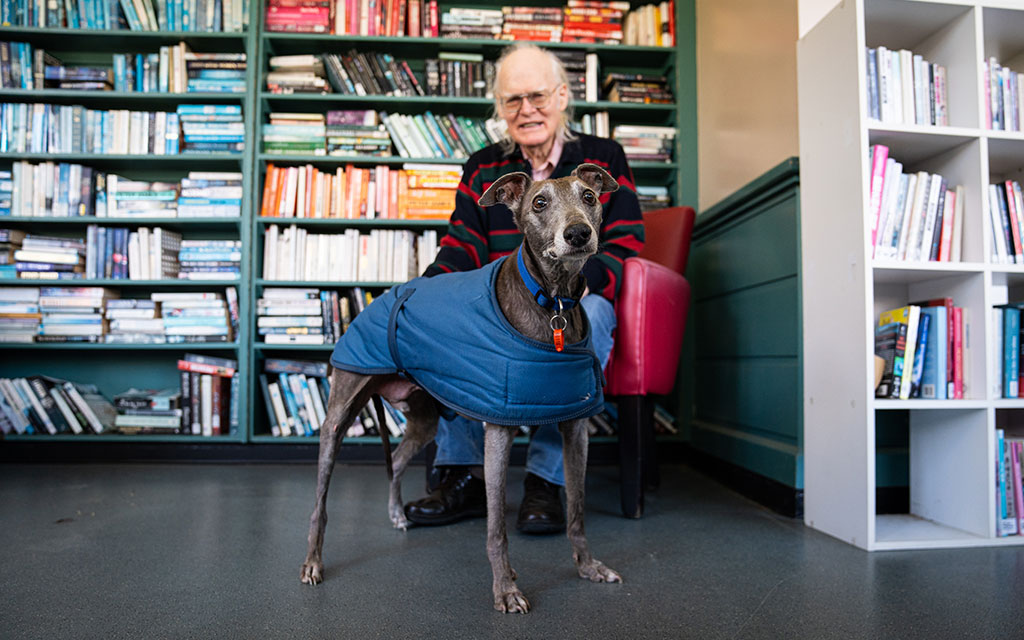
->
[329,257,605,426]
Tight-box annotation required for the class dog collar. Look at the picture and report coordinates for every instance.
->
[517,246,579,311]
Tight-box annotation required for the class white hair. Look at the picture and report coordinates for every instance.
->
[491,42,577,156]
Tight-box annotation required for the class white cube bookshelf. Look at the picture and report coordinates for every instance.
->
[799,0,1024,550]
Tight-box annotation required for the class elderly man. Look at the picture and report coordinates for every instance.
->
[404,42,645,533]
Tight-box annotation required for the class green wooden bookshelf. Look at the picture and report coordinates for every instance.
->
[0,20,260,444]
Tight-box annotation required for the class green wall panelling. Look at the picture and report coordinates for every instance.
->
[693,278,799,357]
[684,158,802,490]
[695,359,800,443]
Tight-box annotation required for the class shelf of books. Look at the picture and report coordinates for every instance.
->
[248,0,683,444]
[0,2,260,442]
[799,0,1024,550]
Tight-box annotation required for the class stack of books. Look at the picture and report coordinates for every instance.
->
[258,358,331,437]
[0,104,184,155]
[177,239,241,280]
[875,300,963,401]
[102,176,179,218]
[257,287,330,345]
[263,112,327,156]
[44,63,113,91]
[265,0,332,33]
[177,104,245,154]
[612,124,675,162]
[399,164,461,219]
[37,286,117,343]
[988,180,1024,265]
[866,46,948,126]
[0,285,39,343]
[84,227,129,279]
[266,55,330,94]
[263,224,437,282]
[995,429,1024,537]
[425,52,493,98]
[440,7,503,39]
[261,163,459,220]
[104,299,164,343]
[155,291,234,343]
[0,0,244,30]
[604,72,672,104]
[113,52,160,92]
[185,52,246,93]
[14,233,87,280]
[0,169,11,215]
[985,58,1023,132]
[7,162,99,217]
[578,111,610,137]
[379,111,496,159]
[328,0,439,37]
[0,375,116,435]
[0,228,24,276]
[552,50,588,101]
[324,51,424,97]
[867,145,964,263]
[86,226,182,280]
[501,5,563,42]
[113,387,184,434]
[636,185,671,212]
[0,42,56,89]
[327,110,392,157]
[623,1,676,47]
[179,171,244,218]
[563,0,627,44]
[177,354,239,436]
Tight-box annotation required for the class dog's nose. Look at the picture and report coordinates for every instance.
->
[564,223,592,248]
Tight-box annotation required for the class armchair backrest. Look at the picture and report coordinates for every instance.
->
[637,206,696,276]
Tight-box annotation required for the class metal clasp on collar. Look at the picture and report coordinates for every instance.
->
[550,299,566,352]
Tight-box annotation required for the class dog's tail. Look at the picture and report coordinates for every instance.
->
[372,394,394,481]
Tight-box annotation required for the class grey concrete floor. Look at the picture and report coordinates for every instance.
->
[1,462,1023,639]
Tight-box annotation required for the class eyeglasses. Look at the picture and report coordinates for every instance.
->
[501,87,558,114]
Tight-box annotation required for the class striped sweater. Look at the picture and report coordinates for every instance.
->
[422,133,645,302]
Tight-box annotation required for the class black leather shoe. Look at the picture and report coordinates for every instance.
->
[404,466,487,526]
[516,473,566,534]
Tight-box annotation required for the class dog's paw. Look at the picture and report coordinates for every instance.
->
[494,588,531,614]
[577,560,622,584]
[300,561,324,585]
[389,504,411,530]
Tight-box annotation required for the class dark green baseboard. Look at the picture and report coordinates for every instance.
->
[682,445,803,518]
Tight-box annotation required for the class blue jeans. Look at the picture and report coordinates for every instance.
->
[432,294,616,486]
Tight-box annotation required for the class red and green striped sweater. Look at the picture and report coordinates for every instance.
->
[422,133,645,302]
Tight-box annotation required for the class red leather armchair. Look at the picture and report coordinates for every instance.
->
[604,206,695,518]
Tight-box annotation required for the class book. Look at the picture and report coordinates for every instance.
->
[918,305,948,400]
[878,305,920,399]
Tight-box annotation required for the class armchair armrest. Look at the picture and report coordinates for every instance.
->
[604,257,691,397]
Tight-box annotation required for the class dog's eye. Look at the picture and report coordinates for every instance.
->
[582,190,597,205]
[532,195,547,210]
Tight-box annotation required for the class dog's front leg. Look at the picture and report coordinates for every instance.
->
[561,419,622,584]
[484,423,529,613]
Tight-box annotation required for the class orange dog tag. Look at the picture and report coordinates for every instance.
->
[550,312,567,352]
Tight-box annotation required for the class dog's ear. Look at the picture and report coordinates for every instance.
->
[478,172,532,210]
[572,163,619,195]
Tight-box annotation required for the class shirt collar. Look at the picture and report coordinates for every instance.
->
[523,137,565,182]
